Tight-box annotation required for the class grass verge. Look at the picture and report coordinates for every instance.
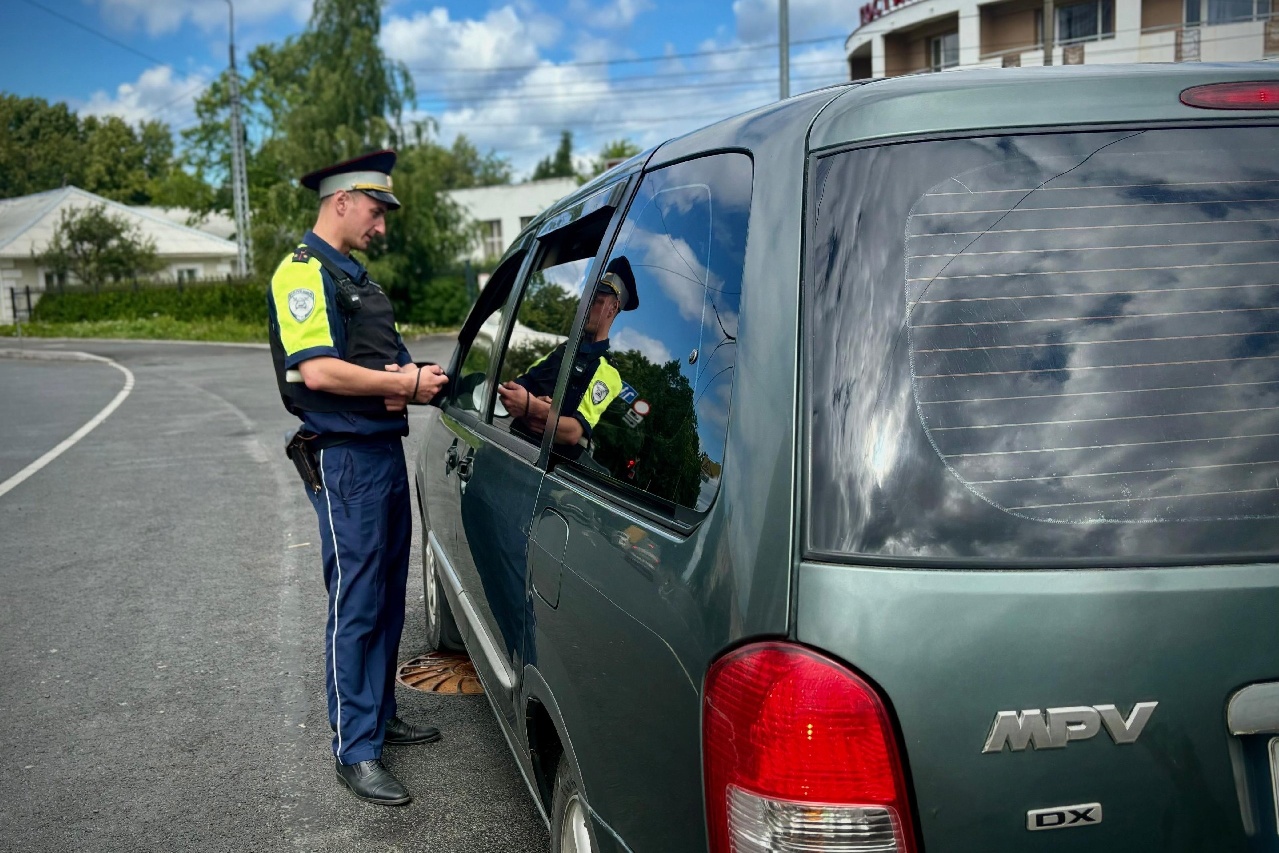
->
[0,317,268,342]
[0,318,460,343]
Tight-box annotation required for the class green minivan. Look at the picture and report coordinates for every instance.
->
[415,64,1279,852]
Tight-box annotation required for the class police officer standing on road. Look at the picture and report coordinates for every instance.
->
[267,149,447,807]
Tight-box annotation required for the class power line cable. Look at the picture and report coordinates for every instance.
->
[413,57,847,101]
[415,71,846,107]
[18,0,213,125]
[405,34,847,74]
[415,56,844,96]
[424,85,849,128]
[19,0,168,67]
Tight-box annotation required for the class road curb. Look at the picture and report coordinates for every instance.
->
[0,337,270,350]
[0,348,109,363]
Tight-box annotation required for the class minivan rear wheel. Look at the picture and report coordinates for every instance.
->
[551,754,597,853]
[423,537,463,652]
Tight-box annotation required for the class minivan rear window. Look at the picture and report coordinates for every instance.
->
[805,126,1279,564]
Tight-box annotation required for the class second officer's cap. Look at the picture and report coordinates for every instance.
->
[597,255,639,311]
[300,149,401,210]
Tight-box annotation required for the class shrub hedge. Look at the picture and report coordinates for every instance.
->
[30,274,470,332]
[32,281,269,324]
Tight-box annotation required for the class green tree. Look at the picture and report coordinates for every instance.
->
[517,270,579,336]
[592,349,703,508]
[80,115,170,204]
[0,95,84,198]
[589,139,641,178]
[35,204,164,291]
[531,130,576,180]
[181,0,471,325]
[433,133,512,189]
[364,142,471,324]
[0,95,204,206]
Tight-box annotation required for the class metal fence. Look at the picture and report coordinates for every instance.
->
[9,286,34,320]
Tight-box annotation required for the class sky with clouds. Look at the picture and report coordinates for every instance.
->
[1,0,856,177]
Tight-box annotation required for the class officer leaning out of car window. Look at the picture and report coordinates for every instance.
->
[266,149,448,807]
[497,256,638,452]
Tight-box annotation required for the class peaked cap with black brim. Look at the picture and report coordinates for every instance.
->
[598,255,639,311]
[300,149,400,210]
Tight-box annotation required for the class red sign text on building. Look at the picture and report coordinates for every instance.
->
[860,0,921,27]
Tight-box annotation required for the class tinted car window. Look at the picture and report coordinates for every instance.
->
[806,126,1279,564]
[561,152,752,514]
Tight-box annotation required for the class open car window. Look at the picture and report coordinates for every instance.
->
[491,204,616,445]
[450,251,525,416]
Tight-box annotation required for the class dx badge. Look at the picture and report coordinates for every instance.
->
[1027,802,1102,831]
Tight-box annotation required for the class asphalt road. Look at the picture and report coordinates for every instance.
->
[0,337,549,852]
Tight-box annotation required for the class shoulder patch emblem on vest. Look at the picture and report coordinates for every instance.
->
[591,379,610,406]
[287,288,316,322]
[292,246,310,263]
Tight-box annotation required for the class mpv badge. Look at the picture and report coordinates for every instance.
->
[983,702,1158,753]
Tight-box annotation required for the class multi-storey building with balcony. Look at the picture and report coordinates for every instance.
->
[847,0,1278,78]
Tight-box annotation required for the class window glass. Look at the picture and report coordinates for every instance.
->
[1188,0,1269,24]
[806,127,1279,564]
[493,259,594,439]
[452,252,523,414]
[492,209,614,443]
[559,152,753,515]
[1056,0,1113,42]
[482,219,504,259]
[931,32,959,71]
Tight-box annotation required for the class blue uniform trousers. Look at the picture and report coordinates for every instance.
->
[305,438,410,765]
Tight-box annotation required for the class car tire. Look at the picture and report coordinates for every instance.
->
[550,753,598,853]
[423,536,464,652]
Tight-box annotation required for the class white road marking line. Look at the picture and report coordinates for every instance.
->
[0,352,134,500]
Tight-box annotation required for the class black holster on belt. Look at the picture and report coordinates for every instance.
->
[285,427,322,493]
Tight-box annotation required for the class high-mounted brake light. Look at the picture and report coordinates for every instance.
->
[1180,82,1279,110]
[702,642,917,853]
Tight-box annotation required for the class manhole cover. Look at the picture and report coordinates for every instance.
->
[397,651,484,695]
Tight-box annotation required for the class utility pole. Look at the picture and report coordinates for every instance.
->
[1042,0,1055,65]
[226,0,253,277]
[779,0,790,100]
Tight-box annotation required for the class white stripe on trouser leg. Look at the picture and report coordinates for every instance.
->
[320,448,344,758]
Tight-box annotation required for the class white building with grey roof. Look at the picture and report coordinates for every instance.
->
[0,187,239,324]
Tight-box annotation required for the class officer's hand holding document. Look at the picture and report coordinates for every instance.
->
[383,362,446,410]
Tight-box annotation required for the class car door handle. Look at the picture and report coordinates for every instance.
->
[456,453,474,482]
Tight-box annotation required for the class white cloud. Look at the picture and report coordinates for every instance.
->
[92,0,310,37]
[613,327,673,365]
[567,0,656,30]
[382,5,558,73]
[385,3,849,178]
[79,65,209,128]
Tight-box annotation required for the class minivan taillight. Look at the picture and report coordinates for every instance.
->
[1180,81,1279,109]
[703,642,916,853]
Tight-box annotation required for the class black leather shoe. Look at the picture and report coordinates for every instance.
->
[384,716,442,745]
[334,758,411,806]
